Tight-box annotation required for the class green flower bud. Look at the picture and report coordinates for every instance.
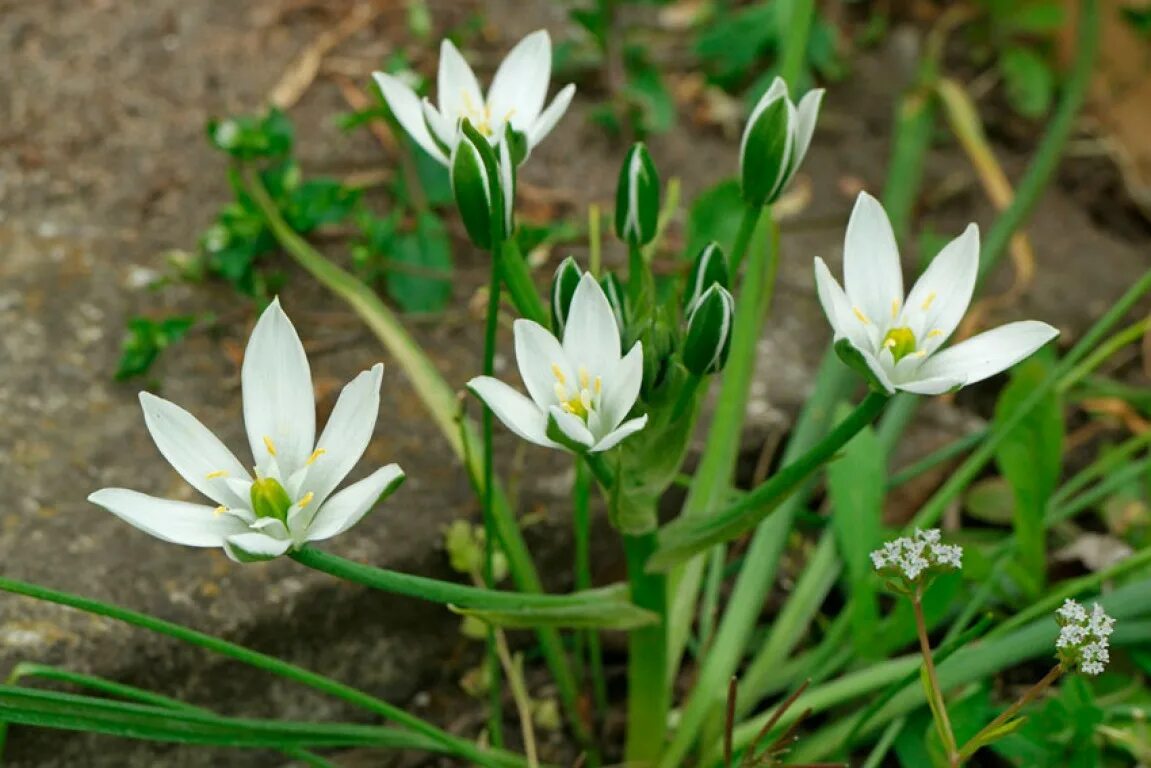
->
[450,119,510,250]
[682,284,735,376]
[683,241,729,313]
[250,477,293,523]
[640,316,676,399]
[740,77,824,207]
[550,256,583,336]
[600,273,629,339]
[614,143,660,247]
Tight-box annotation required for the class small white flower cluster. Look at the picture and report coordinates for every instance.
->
[1055,599,1116,676]
[870,529,963,583]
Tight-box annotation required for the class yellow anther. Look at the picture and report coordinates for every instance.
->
[921,292,937,311]
[926,329,944,339]
[205,470,228,480]
[594,376,603,394]
[298,491,315,509]
[551,363,567,385]
[305,448,327,466]
[213,505,228,517]
[578,366,590,390]
[891,299,900,319]
[263,436,277,456]
[852,307,871,325]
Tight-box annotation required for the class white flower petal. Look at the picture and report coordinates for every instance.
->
[788,88,824,177]
[513,319,570,410]
[527,83,575,149]
[896,376,965,396]
[89,488,248,547]
[242,298,316,476]
[916,321,1059,386]
[468,376,555,448]
[306,464,405,541]
[548,405,595,449]
[437,38,484,126]
[487,30,552,131]
[814,257,871,353]
[138,392,251,509]
[372,73,448,164]
[591,414,648,452]
[599,342,643,433]
[224,532,292,563]
[305,363,383,506]
[843,192,903,327]
[858,346,897,394]
[902,223,979,349]
[420,98,455,154]
[563,274,621,374]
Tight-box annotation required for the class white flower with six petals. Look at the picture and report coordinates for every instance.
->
[373,30,575,166]
[89,300,404,562]
[814,192,1059,395]
[469,274,647,453]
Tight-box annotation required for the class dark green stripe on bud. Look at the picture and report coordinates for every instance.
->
[683,241,729,313]
[450,118,508,251]
[614,143,660,247]
[250,477,293,523]
[550,256,582,336]
[683,284,735,376]
[740,96,793,208]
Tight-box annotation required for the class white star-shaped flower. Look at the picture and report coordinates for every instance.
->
[373,30,575,166]
[468,274,648,453]
[89,300,404,562]
[815,192,1059,395]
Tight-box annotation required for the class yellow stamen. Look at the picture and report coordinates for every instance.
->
[921,292,937,311]
[551,363,566,385]
[205,470,228,480]
[578,366,590,390]
[852,307,871,325]
[305,448,326,466]
[891,299,900,319]
[926,329,944,339]
[213,505,228,517]
[298,491,315,509]
[263,436,277,456]
[594,376,602,394]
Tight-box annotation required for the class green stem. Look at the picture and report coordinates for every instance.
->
[778,0,815,86]
[483,248,505,747]
[624,530,668,766]
[290,548,629,614]
[913,587,958,763]
[241,168,586,745]
[497,237,548,327]
[666,205,768,684]
[0,577,522,768]
[1057,316,1151,395]
[574,461,607,720]
[956,665,1063,762]
[656,390,888,767]
[727,206,762,275]
[1,664,334,768]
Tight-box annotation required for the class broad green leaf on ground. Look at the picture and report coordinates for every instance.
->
[1000,46,1055,118]
[387,211,453,314]
[685,179,744,258]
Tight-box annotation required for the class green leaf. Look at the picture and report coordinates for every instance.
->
[694,3,777,88]
[1002,1,1065,34]
[623,48,675,135]
[827,415,885,655]
[1000,46,1055,118]
[454,597,658,631]
[994,352,1063,595]
[964,476,1016,525]
[685,179,744,259]
[387,211,453,314]
[284,179,361,233]
[115,316,197,380]
[206,109,294,160]
[0,686,440,751]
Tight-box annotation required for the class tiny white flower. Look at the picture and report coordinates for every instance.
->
[89,299,405,562]
[815,192,1060,395]
[468,273,648,453]
[1055,599,1115,676]
[871,528,963,583]
[373,30,576,166]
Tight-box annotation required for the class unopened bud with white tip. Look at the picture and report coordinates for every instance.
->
[615,143,660,247]
[684,241,729,313]
[550,256,583,336]
[682,284,735,376]
[740,77,823,208]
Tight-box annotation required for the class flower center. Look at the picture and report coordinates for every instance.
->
[460,91,516,138]
[250,477,293,523]
[883,327,918,363]
[552,363,601,422]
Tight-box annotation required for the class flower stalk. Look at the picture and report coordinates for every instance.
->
[956,664,1062,763]
[912,586,959,764]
